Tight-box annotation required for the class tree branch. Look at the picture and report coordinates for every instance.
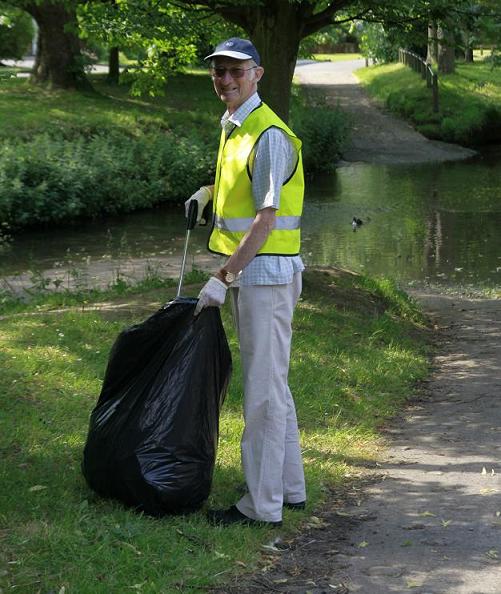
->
[303,8,371,37]
[302,0,360,35]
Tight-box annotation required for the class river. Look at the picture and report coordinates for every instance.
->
[1,146,500,295]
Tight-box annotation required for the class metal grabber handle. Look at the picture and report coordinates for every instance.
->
[176,199,198,299]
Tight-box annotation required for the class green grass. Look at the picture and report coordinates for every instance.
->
[356,60,501,145]
[0,268,429,593]
[0,70,221,141]
[312,53,362,62]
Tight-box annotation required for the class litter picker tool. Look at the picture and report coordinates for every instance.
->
[176,199,198,299]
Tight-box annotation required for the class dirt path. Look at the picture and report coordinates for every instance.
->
[295,60,476,164]
[215,291,501,594]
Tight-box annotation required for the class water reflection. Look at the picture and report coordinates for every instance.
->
[2,150,501,290]
[303,154,501,287]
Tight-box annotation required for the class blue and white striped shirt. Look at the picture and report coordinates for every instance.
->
[220,92,304,286]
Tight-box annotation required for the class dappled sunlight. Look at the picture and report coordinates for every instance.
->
[0,269,429,592]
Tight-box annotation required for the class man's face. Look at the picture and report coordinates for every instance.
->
[211,57,264,113]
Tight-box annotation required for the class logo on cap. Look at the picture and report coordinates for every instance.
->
[225,41,234,47]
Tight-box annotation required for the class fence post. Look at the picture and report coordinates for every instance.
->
[400,48,440,114]
[432,73,439,112]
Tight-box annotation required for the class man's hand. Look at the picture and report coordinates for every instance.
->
[194,277,228,316]
[185,187,212,224]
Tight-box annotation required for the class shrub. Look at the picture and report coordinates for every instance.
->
[293,103,350,174]
[0,130,216,229]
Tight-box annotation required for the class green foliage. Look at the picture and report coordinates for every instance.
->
[0,4,33,61]
[0,131,215,229]
[357,60,501,145]
[79,0,205,96]
[292,94,350,174]
[299,22,357,58]
[359,23,398,63]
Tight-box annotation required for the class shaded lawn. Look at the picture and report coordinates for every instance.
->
[0,70,221,141]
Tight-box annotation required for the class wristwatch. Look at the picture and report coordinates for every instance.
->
[217,268,236,286]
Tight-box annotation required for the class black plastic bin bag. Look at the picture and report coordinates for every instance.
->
[82,297,232,516]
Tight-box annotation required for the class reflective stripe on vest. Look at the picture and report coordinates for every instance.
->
[214,215,301,233]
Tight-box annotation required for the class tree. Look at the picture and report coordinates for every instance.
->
[437,19,455,73]
[79,0,206,96]
[176,0,479,121]
[107,45,119,83]
[0,4,34,62]
[5,0,91,89]
[426,21,438,64]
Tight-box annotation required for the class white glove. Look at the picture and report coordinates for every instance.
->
[194,277,228,316]
[185,186,212,224]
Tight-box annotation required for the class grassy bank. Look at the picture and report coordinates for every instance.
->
[0,70,220,141]
[356,60,501,145]
[0,268,429,593]
[0,69,348,232]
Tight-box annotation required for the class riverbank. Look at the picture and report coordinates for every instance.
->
[0,267,429,593]
[0,67,347,233]
[357,61,501,146]
[295,59,477,164]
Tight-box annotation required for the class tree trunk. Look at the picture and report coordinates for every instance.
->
[240,1,304,122]
[437,22,455,74]
[427,21,438,65]
[464,47,474,62]
[107,46,120,84]
[26,1,91,91]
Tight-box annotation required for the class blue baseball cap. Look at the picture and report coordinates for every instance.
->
[205,38,261,66]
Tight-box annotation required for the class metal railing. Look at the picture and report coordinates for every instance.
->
[398,48,439,113]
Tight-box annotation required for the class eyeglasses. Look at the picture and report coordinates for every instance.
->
[209,66,257,79]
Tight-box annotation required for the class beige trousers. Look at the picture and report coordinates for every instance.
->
[229,272,306,522]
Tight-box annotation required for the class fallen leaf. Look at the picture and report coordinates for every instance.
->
[304,516,330,529]
[406,580,422,588]
[214,551,230,559]
[358,540,369,548]
[119,541,142,556]
[273,578,288,584]
[441,519,452,528]
[486,549,499,559]
[235,561,246,567]
[482,467,487,475]
[401,540,413,547]
[480,488,497,495]
[29,485,47,492]
[418,511,436,517]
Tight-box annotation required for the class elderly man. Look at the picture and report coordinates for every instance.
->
[187,38,306,527]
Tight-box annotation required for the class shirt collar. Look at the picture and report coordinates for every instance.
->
[220,92,261,130]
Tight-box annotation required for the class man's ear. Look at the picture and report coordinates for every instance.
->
[255,66,264,82]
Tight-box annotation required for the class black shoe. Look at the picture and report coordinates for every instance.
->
[283,500,306,510]
[207,505,282,528]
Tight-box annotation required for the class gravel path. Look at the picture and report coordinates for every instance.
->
[295,59,476,164]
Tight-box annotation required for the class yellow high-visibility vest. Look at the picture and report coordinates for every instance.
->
[208,102,304,257]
